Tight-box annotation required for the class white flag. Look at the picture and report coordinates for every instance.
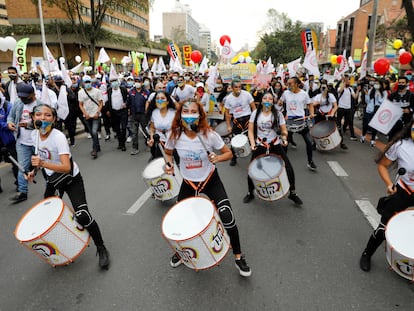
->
[368,98,404,135]
[57,85,69,120]
[70,62,84,73]
[41,79,52,107]
[333,68,341,80]
[97,47,110,64]
[158,57,166,73]
[337,49,349,77]
[198,56,209,74]
[359,53,368,80]
[276,64,284,79]
[45,45,60,72]
[221,40,235,59]
[100,72,108,102]
[9,80,17,105]
[59,58,72,87]
[348,56,356,74]
[264,57,275,75]
[151,58,158,74]
[205,65,218,93]
[302,49,320,77]
[109,63,118,81]
[286,57,302,77]
[142,53,149,71]
[168,57,174,71]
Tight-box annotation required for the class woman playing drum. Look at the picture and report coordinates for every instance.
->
[27,104,110,269]
[163,99,252,277]
[359,118,414,272]
[243,92,303,205]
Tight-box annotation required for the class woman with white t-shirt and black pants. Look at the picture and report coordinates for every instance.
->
[28,104,110,270]
[163,99,252,277]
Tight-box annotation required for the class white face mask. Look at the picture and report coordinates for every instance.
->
[374,84,381,90]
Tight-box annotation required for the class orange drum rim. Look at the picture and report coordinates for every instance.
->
[161,196,217,243]
[14,196,64,243]
[310,120,336,139]
[248,153,285,182]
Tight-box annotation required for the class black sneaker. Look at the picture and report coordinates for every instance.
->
[170,253,182,268]
[340,143,348,150]
[96,245,110,270]
[230,158,237,166]
[288,192,303,205]
[359,251,371,272]
[290,141,297,149]
[307,161,317,171]
[243,192,254,203]
[235,255,252,277]
[9,192,27,203]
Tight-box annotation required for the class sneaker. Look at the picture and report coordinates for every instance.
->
[243,192,254,203]
[96,245,110,270]
[350,136,358,141]
[98,133,102,139]
[69,143,76,148]
[230,158,237,166]
[290,141,297,149]
[359,136,365,143]
[312,142,316,150]
[235,255,252,277]
[105,135,110,141]
[307,161,317,171]
[288,192,303,205]
[130,149,139,155]
[359,251,371,272]
[170,253,182,268]
[9,192,27,203]
[87,134,92,139]
[340,143,348,150]
[91,150,98,159]
[126,136,132,143]
[121,146,127,151]
[370,141,376,147]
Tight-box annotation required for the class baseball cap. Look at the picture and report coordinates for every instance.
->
[16,83,35,97]
[196,82,204,88]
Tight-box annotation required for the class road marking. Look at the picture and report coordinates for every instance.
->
[355,199,380,229]
[125,188,152,215]
[327,161,348,177]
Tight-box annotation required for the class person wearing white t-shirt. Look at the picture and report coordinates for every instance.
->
[27,104,110,270]
[243,92,303,205]
[7,83,43,203]
[359,118,414,272]
[164,99,252,277]
[171,76,196,106]
[146,90,177,161]
[224,79,256,166]
[279,77,317,171]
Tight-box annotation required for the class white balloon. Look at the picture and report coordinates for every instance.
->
[399,48,406,56]
[4,36,16,51]
[59,57,65,64]
[75,55,81,63]
[245,56,252,63]
[0,38,7,52]
[238,55,245,63]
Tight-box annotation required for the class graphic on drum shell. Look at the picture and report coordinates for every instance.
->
[162,197,230,271]
[231,134,251,158]
[142,157,183,201]
[248,154,290,201]
[14,197,90,267]
[385,210,414,281]
[310,120,341,151]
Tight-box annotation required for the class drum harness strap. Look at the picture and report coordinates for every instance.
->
[184,167,216,197]
[257,137,278,155]
[399,179,414,196]
[233,117,249,131]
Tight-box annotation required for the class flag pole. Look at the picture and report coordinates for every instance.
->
[38,0,50,72]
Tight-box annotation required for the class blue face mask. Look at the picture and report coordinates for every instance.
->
[84,82,92,89]
[35,120,53,135]
[156,99,167,109]
[127,82,134,87]
[407,75,412,80]
[111,81,119,88]
[262,101,273,109]
[181,113,200,128]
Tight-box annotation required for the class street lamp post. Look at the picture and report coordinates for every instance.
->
[366,0,380,71]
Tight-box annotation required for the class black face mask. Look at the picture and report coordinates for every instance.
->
[8,74,17,80]
[398,84,406,90]
[20,96,33,104]
[55,81,64,87]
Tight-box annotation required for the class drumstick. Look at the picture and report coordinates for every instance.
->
[153,134,174,172]
[138,124,149,141]
[393,168,406,190]
[0,147,36,184]
[34,120,42,156]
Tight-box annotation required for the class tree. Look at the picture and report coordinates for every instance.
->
[37,0,150,69]
[402,0,414,39]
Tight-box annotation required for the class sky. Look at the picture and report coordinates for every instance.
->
[149,0,362,51]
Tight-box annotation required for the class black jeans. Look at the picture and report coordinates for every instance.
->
[177,169,242,255]
[336,107,355,137]
[111,109,128,147]
[44,173,105,247]
[287,127,314,163]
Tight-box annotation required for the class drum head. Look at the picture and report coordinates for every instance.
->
[248,155,284,181]
[142,158,166,179]
[231,134,247,147]
[311,121,336,138]
[214,122,231,137]
[162,197,214,241]
[15,197,64,241]
[386,210,414,259]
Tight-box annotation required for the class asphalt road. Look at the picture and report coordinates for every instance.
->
[1,121,413,311]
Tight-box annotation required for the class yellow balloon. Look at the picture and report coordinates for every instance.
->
[330,55,338,65]
[411,43,414,55]
[393,39,403,50]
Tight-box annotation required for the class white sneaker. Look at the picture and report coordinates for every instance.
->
[370,140,376,147]
[359,136,365,143]
[130,149,139,155]
[126,136,132,143]
[87,134,92,139]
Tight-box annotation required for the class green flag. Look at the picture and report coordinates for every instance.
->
[13,38,30,73]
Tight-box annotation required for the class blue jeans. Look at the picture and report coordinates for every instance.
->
[16,142,34,194]
[86,118,100,151]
